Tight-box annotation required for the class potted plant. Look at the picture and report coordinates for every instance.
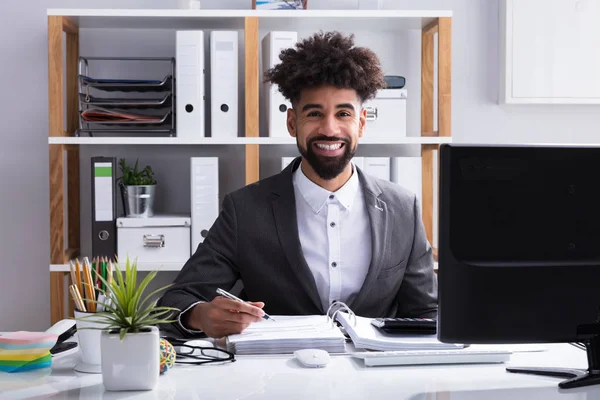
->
[118,158,157,218]
[78,257,177,391]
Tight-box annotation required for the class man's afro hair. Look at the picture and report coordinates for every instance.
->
[263,31,387,105]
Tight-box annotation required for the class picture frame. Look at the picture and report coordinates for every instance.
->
[252,0,308,10]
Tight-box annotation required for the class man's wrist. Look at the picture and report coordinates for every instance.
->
[178,301,205,334]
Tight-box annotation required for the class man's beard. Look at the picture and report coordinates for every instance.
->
[297,135,356,180]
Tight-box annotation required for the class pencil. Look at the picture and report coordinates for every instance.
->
[107,260,113,286]
[69,284,86,312]
[82,261,96,312]
[69,260,77,288]
[75,258,84,301]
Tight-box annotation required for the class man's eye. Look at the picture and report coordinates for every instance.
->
[338,111,351,117]
[307,112,321,117]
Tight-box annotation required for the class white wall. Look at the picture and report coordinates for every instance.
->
[1,0,599,330]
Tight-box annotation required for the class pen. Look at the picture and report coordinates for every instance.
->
[216,288,275,321]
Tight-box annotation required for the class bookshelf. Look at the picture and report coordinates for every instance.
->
[47,8,452,323]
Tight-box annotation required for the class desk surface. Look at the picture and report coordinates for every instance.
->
[1,343,599,399]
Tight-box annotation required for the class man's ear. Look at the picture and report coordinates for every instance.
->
[287,108,297,137]
[358,106,367,138]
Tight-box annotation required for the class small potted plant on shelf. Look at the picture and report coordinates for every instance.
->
[78,257,177,391]
[118,158,157,218]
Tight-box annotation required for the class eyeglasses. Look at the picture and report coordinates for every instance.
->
[174,344,236,365]
[162,336,236,365]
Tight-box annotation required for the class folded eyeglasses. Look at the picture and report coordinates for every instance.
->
[162,337,236,365]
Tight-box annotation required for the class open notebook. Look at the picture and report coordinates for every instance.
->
[225,315,347,355]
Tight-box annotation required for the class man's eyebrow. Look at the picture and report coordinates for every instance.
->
[336,103,355,111]
[301,103,323,112]
[301,103,356,112]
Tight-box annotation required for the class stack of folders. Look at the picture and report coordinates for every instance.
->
[226,316,347,355]
[335,312,463,352]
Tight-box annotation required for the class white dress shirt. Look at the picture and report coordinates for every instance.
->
[293,162,372,311]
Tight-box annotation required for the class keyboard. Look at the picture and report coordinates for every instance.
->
[353,349,511,367]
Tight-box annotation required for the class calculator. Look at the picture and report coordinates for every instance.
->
[371,317,437,334]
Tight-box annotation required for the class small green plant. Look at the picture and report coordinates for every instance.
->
[78,257,177,340]
[118,158,157,186]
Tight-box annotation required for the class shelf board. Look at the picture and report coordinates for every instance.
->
[51,261,438,272]
[50,262,183,272]
[48,136,452,145]
[47,9,451,31]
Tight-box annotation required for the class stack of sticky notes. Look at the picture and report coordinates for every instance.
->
[0,332,59,373]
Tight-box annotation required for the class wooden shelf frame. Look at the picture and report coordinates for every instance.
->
[421,17,452,247]
[47,11,452,323]
[48,15,81,323]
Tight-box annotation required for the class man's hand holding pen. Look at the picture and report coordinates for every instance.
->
[184,296,267,338]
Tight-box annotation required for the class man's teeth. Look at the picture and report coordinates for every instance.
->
[316,143,342,150]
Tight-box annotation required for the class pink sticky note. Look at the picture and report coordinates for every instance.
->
[0,332,59,345]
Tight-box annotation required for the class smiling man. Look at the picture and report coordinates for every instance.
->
[158,31,438,339]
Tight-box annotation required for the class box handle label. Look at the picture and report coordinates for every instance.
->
[143,234,165,248]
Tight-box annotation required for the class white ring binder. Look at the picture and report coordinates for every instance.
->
[326,301,356,328]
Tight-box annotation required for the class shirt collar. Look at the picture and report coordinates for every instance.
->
[293,161,360,214]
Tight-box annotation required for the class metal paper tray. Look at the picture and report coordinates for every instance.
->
[79,74,173,92]
[79,93,171,109]
[80,110,172,127]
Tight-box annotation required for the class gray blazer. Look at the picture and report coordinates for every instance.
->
[158,157,437,332]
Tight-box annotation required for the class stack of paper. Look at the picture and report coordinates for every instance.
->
[0,332,59,373]
[226,315,346,355]
[336,313,464,352]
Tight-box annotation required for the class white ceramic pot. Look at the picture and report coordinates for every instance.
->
[74,310,103,374]
[100,326,160,391]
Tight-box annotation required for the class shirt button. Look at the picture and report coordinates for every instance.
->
[329,195,334,199]
[331,262,337,268]
[330,222,336,227]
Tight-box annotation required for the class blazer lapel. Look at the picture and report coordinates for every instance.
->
[271,159,324,313]
[348,171,391,311]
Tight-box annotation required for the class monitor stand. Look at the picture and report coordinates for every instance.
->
[506,334,600,389]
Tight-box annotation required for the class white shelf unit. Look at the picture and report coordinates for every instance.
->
[47,8,452,323]
[48,136,452,145]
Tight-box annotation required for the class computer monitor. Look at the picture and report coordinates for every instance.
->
[438,144,600,389]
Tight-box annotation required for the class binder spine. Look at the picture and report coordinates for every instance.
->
[91,157,117,260]
[176,30,206,139]
[210,31,238,139]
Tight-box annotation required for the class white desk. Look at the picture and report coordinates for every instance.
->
[2,344,599,399]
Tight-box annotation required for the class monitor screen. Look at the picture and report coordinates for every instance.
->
[438,144,600,345]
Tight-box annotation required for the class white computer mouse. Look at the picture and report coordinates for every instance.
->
[294,348,330,368]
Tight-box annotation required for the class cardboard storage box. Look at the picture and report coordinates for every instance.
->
[363,88,407,139]
[116,215,191,265]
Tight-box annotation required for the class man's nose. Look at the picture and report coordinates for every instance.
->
[319,115,341,136]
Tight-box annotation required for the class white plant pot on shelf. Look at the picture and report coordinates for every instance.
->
[101,326,160,391]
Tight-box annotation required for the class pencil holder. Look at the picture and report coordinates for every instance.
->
[74,311,103,374]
